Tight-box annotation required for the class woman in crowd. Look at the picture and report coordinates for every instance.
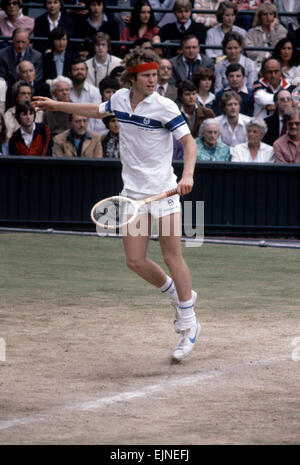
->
[33,0,75,53]
[120,0,159,56]
[245,3,287,72]
[205,1,247,61]
[85,32,122,88]
[196,118,231,162]
[214,32,257,94]
[43,27,78,81]
[0,0,34,38]
[272,37,300,85]
[0,112,9,156]
[191,67,216,110]
[231,118,274,162]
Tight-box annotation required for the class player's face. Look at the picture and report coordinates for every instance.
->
[175,7,191,24]
[227,70,244,91]
[203,124,219,147]
[133,69,158,97]
[225,40,242,63]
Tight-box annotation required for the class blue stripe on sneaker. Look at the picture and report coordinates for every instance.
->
[189,322,199,344]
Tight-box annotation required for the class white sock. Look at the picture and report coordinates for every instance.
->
[160,275,178,302]
[178,299,196,330]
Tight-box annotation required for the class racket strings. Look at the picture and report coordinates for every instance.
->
[93,197,135,228]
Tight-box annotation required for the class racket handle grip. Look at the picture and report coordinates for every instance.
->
[145,187,179,204]
[165,188,179,198]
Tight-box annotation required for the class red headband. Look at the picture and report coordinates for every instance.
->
[126,61,159,74]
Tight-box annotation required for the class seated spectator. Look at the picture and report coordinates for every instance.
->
[263,89,293,146]
[153,0,207,58]
[120,0,159,56]
[195,118,231,162]
[0,0,34,39]
[69,57,102,132]
[43,75,72,137]
[76,0,120,44]
[6,60,51,111]
[9,102,52,156]
[272,38,300,85]
[43,27,78,82]
[214,63,254,117]
[169,34,213,88]
[192,0,221,29]
[33,0,75,54]
[177,80,215,138]
[252,57,294,119]
[101,113,120,158]
[0,112,9,155]
[5,80,43,138]
[214,32,257,95]
[85,32,122,88]
[0,28,43,87]
[114,0,135,36]
[52,113,103,158]
[274,0,299,33]
[231,118,274,162]
[245,3,287,72]
[156,58,177,101]
[205,1,246,62]
[191,66,216,109]
[215,90,251,146]
[0,77,7,114]
[273,107,300,163]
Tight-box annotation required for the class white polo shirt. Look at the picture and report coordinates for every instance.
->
[215,113,251,147]
[99,88,190,194]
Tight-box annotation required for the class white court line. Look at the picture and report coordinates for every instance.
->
[0,356,289,433]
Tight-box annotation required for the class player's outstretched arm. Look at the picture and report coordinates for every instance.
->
[32,96,109,119]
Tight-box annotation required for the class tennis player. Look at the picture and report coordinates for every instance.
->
[33,47,200,362]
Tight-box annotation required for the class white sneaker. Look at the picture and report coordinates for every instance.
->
[173,320,201,361]
[173,290,197,333]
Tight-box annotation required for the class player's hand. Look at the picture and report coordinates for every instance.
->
[177,175,194,196]
[32,96,57,111]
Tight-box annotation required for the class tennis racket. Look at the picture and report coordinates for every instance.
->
[91,187,178,229]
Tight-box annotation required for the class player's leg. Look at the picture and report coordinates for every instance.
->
[122,212,167,287]
[159,212,200,361]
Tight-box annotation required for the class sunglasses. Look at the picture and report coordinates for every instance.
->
[287,121,300,127]
[6,1,19,5]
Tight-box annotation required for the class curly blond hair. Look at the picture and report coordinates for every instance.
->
[121,47,160,87]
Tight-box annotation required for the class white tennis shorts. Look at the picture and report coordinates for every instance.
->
[121,189,181,219]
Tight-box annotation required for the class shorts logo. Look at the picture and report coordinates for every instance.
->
[143,118,150,125]
[168,199,174,206]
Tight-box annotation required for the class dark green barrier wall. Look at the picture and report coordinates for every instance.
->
[1,157,300,237]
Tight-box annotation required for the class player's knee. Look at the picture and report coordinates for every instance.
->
[162,251,182,270]
[125,256,145,273]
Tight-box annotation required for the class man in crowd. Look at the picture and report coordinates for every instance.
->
[0,28,42,86]
[43,76,73,137]
[153,0,207,57]
[252,57,294,119]
[274,107,300,163]
[156,58,177,101]
[169,35,213,88]
[6,60,51,111]
[214,63,254,117]
[69,58,102,132]
[52,113,103,158]
[263,89,293,146]
[215,90,251,147]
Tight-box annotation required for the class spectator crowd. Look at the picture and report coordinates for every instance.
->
[0,0,300,163]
